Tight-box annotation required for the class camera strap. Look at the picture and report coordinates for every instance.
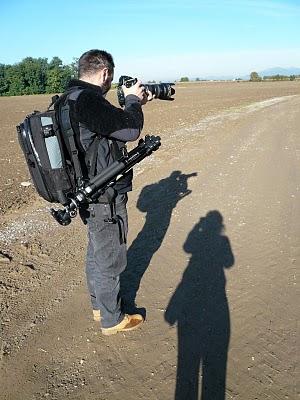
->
[84,135,100,179]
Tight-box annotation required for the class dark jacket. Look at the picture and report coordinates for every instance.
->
[66,79,144,194]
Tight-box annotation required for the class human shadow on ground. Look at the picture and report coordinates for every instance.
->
[165,211,234,400]
[120,170,196,312]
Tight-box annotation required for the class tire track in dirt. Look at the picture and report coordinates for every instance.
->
[177,96,299,399]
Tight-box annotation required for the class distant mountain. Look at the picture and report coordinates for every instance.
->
[258,67,300,77]
[191,75,236,81]
[189,67,300,82]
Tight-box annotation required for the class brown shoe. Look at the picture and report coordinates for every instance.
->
[93,310,101,322]
[101,314,144,336]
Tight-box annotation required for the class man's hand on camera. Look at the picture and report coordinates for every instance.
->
[140,87,156,105]
[143,90,155,104]
[123,80,155,105]
[123,80,144,102]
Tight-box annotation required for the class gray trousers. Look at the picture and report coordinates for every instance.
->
[83,194,128,328]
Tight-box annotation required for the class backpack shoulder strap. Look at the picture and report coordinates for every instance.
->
[66,87,103,179]
[56,87,84,185]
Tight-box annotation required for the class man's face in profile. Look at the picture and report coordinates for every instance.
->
[102,69,114,96]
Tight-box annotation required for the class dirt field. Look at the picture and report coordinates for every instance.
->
[0,81,299,399]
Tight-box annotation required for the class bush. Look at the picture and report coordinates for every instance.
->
[250,72,262,82]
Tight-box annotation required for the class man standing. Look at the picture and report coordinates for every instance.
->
[63,49,151,335]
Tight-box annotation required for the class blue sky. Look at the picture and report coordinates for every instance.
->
[1,0,299,80]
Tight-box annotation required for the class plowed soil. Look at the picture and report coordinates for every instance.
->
[0,81,299,400]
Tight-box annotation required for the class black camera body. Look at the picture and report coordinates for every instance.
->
[117,75,175,107]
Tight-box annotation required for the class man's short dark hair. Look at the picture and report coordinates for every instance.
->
[78,49,115,77]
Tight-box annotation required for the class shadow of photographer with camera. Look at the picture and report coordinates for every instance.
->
[121,170,197,313]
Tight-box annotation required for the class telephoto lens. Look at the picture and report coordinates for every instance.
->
[117,75,175,107]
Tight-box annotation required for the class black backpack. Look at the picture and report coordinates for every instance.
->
[17,88,100,206]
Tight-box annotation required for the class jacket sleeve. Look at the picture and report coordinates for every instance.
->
[74,90,144,142]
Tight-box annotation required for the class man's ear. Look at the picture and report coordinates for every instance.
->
[102,67,109,81]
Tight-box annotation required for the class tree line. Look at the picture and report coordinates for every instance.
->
[1,58,298,96]
[0,57,77,96]
[250,71,299,82]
